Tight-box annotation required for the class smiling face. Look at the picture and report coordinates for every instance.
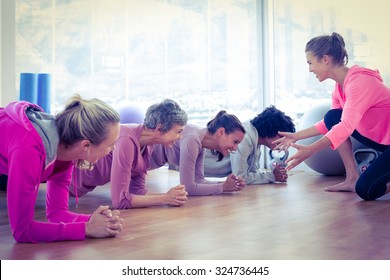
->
[306,52,330,82]
[216,128,245,157]
[158,124,185,148]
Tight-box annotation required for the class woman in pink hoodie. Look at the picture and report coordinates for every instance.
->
[0,95,123,243]
[274,32,390,200]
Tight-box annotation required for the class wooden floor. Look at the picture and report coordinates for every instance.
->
[1,167,390,260]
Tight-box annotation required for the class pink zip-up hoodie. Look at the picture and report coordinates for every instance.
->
[0,101,90,243]
[315,65,390,149]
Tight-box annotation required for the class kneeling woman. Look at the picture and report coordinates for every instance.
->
[70,99,189,209]
[149,111,246,196]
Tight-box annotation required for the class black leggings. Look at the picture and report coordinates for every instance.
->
[0,174,7,191]
[324,109,390,200]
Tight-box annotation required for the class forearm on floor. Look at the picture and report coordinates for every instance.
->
[130,194,167,208]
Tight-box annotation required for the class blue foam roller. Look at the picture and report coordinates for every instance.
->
[20,73,38,103]
[37,73,52,113]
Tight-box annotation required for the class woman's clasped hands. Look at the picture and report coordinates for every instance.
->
[86,205,123,238]
[166,185,188,206]
[223,174,246,192]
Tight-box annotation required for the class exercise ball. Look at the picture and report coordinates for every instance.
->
[116,102,146,124]
[298,101,367,176]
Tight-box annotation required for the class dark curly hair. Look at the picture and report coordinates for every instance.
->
[250,106,295,138]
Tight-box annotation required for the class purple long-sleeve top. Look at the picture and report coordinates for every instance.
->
[74,124,151,209]
[149,124,224,195]
[0,102,90,243]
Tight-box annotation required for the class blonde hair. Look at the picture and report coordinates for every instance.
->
[55,94,120,147]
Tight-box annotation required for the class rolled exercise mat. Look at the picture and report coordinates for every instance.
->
[37,73,52,113]
[19,73,38,103]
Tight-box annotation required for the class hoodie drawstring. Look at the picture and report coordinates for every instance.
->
[71,165,79,209]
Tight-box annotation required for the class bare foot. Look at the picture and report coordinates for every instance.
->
[325,180,356,192]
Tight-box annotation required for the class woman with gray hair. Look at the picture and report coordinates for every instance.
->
[70,99,189,209]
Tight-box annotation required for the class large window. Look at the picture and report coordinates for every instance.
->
[15,0,261,126]
[14,0,390,129]
[272,0,390,126]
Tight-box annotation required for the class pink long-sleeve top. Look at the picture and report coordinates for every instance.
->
[75,124,151,209]
[0,102,90,243]
[149,124,224,196]
[315,65,390,149]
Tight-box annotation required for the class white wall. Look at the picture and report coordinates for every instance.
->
[1,0,16,107]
